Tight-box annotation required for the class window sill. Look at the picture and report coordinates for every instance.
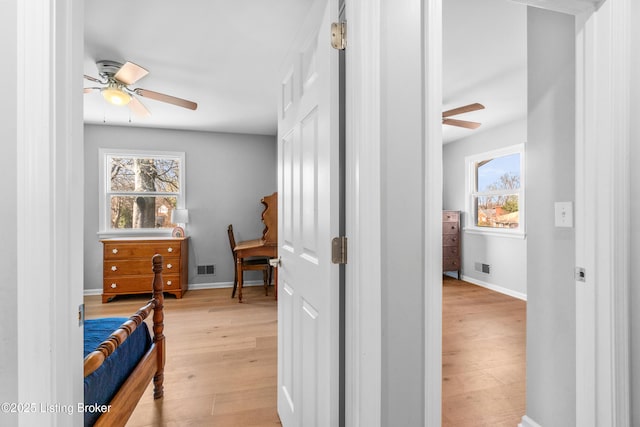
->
[463,227,526,240]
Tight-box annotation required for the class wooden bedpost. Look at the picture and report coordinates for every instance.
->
[151,254,165,399]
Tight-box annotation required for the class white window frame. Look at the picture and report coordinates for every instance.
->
[464,144,525,239]
[98,148,186,238]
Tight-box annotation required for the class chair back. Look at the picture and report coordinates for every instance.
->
[227,224,237,261]
[260,192,278,244]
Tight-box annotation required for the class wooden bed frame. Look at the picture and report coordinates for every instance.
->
[84,254,166,427]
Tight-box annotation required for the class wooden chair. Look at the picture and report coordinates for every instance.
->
[228,224,272,298]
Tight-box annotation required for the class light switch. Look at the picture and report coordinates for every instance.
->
[554,202,573,228]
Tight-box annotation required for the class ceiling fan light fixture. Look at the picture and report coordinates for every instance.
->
[101,83,131,106]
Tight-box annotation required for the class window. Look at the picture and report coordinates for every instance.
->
[99,149,185,235]
[465,144,524,236]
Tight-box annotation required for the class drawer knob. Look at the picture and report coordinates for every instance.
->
[112,248,118,254]
[111,265,118,271]
[168,247,173,253]
[111,283,117,289]
[167,263,173,269]
[166,280,172,286]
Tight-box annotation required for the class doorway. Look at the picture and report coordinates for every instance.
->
[425,0,632,425]
[441,0,528,424]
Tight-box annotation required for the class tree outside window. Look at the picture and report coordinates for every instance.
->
[466,145,524,234]
[100,149,185,233]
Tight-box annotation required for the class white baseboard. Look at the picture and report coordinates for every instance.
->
[187,281,234,291]
[460,275,527,301]
[83,280,266,296]
[519,415,542,427]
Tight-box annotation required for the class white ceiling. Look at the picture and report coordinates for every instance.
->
[443,0,527,144]
[84,0,526,142]
[84,0,313,135]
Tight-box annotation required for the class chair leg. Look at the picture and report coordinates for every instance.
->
[231,269,238,298]
[263,270,269,296]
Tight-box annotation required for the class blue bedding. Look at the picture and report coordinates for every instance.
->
[84,317,152,427]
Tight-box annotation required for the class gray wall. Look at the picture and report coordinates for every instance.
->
[526,8,576,426]
[0,0,18,419]
[380,0,425,424]
[84,124,277,292]
[443,121,527,297]
[631,0,640,423]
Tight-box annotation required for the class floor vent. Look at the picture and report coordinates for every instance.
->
[197,265,215,275]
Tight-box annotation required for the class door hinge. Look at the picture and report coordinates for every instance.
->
[331,22,346,50]
[332,236,348,264]
[78,303,85,326]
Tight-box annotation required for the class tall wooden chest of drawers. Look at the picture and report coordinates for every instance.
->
[101,237,189,303]
[442,211,461,279]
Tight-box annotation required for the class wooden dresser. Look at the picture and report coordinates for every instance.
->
[443,211,461,279]
[101,237,189,303]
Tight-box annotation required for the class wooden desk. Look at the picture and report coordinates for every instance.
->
[234,239,277,302]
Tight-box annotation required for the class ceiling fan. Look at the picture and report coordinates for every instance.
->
[442,103,485,129]
[84,60,198,117]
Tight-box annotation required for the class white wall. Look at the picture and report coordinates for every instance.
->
[526,7,576,426]
[380,0,426,424]
[630,0,640,422]
[84,124,277,292]
[0,0,18,423]
[443,121,527,297]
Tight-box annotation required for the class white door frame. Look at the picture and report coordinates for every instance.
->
[344,1,383,426]
[15,0,85,425]
[573,1,631,425]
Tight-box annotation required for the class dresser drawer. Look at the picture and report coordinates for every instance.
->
[443,246,459,258]
[443,234,459,247]
[443,211,459,222]
[443,257,460,272]
[104,257,181,277]
[104,241,183,260]
[443,222,459,235]
[103,274,181,293]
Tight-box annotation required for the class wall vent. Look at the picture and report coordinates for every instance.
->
[475,262,491,274]
[197,265,215,275]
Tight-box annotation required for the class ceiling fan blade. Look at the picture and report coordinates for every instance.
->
[442,103,485,118]
[114,61,149,85]
[128,96,151,118]
[442,118,482,129]
[84,74,103,83]
[134,88,198,110]
[83,87,101,94]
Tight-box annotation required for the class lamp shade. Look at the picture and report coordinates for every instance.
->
[102,83,131,106]
[171,208,189,224]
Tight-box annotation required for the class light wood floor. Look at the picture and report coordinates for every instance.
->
[85,285,281,427]
[442,276,526,426]
[85,278,525,426]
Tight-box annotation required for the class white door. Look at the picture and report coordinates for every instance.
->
[277,0,340,426]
